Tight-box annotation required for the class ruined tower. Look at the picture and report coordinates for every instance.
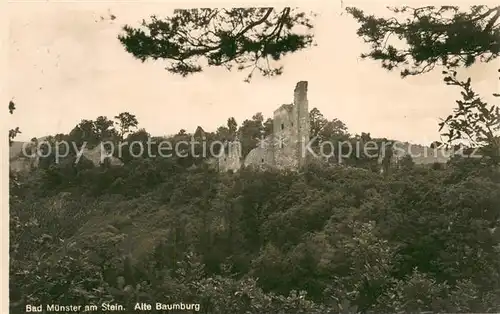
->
[231,80,311,171]
[272,103,296,168]
[294,81,309,168]
[271,81,309,169]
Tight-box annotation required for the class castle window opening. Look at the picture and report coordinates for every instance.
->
[261,158,264,163]
[281,123,284,130]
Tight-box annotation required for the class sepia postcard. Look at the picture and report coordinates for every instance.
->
[7,0,500,313]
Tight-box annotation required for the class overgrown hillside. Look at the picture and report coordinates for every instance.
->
[10,149,500,313]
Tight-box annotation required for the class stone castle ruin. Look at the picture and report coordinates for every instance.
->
[218,81,310,172]
[216,80,451,172]
[10,80,452,175]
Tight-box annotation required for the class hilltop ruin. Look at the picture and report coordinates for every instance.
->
[217,81,310,171]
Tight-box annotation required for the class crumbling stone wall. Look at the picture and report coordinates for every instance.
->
[273,104,298,169]
[81,144,124,167]
[9,142,40,174]
[242,81,310,171]
[218,140,242,172]
[10,157,33,173]
[9,141,123,173]
[294,81,310,168]
[218,81,311,172]
[243,138,274,167]
[378,141,451,173]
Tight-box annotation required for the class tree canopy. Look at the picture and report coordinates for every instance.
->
[118,8,315,82]
[345,5,499,77]
[346,5,500,160]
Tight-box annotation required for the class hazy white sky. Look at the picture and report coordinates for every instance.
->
[7,0,499,145]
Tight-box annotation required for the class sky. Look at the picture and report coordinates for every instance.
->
[7,0,499,145]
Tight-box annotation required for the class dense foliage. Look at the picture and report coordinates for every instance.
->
[346,5,499,76]
[10,109,500,313]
